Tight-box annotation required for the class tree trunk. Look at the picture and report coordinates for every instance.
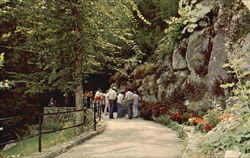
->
[75,82,84,135]
[71,0,85,135]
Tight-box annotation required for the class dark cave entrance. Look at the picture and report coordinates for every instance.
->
[41,74,111,107]
[83,73,111,92]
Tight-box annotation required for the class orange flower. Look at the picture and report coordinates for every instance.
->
[195,118,204,124]
[204,124,214,132]
[219,114,231,121]
[189,113,198,118]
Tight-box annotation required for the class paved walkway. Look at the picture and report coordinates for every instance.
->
[56,117,183,158]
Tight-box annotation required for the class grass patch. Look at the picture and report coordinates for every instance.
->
[2,126,91,158]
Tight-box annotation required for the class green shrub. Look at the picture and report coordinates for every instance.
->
[199,113,250,156]
[109,71,128,84]
[221,58,250,112]
[155,115,187,140]
[131,63,158,79]
[183,82,208,101]
[194,109,221,133]
[155,115,171,125]
[157,0,212,58]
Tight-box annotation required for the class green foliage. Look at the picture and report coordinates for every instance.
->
[109,71,128,84]
[199,58,250,155]
[221,58,250,112]
[0,53,4,68]
[198,57,250,156]
[0,53,12,89]
[135,0,179,27]
[157,0,212,58]
[131,63,158,79]
[133,0,179,59]
[195,109,221,133]
[0,53,13,89]
[178,0,211,32]
[155,115,187,140]
[199,114,250,156]
[2,128,76,157]
[183,82,208,101]
[0,0,145,94]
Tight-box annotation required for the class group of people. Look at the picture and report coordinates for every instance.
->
[95,87,140,119]
[83,91,94,109]
[47,87,141,119]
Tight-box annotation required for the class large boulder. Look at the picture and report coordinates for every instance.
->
[186,29,211,82]
[230,33,250,72]
[138,74,158,103]
[207,32,229,85]
[172,40,188,70]
[240,33,250,71]
[172,50,187,70]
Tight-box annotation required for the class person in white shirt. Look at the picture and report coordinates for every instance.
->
[125,88,134,119]
[117,91,125,118]
[106,87,117,119]
[103,89,110,115]
[133,91,140,118]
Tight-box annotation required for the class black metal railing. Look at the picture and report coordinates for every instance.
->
[0,102,103,152]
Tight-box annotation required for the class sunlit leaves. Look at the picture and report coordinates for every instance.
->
[0,53,4,68]
[221,59,250,112]
[2,0,145,94]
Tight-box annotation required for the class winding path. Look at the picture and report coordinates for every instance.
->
[56,117,183,158]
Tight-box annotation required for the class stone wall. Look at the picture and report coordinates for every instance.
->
[43,107,77,124]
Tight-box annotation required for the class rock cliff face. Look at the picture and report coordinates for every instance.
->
[113,0,250,111]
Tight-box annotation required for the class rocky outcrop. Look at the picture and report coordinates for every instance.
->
[114,0,250,112]
[172,51,187,70]
[138,74,158,102]
[207,32,229,85]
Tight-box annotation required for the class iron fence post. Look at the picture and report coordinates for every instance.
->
[98,103,101,121]
[93,102,96,131]
[83,108,87,125]
[38,113,42,152]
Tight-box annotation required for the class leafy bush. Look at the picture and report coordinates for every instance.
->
[109,71,128,84]
[139,85,190,120]
[139,101,169,120]
[212,78,226,97]
[157,0,212,57]
[131,63,158,79]
[221,58,250,112]
[155,115,187,140]
[198,57,250,156]
[194,109,221,133]
[199,114,250,156]
[183,81,208,101]
[133,0,179,58]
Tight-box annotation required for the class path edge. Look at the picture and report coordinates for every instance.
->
[24,121,106,158]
